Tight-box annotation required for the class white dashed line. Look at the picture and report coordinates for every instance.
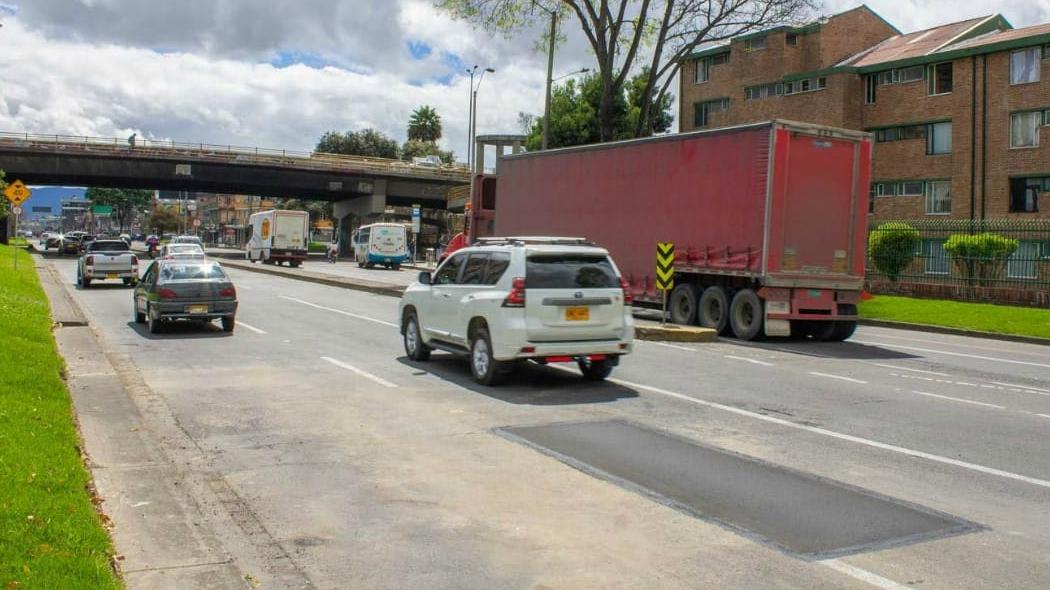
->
[645,341,698,352]
[281,295,398,328]
[235,321,266,334]
[821,559,912,590]
[809,371,868,384]
[1037,414,1050,420]
[991,382,1050,395]
[321,356,398,388]
[851,341,1050,369]
[910,390,1005,409]
[609,377,1050,490]
[724,355,774,367]
[867,363,950,377]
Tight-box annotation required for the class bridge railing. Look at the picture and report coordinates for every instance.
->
[0,131,471,181]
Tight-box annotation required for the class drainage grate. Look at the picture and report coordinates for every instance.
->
[501,420,979,559]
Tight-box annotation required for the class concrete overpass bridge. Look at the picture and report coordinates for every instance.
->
[0,132,470,224]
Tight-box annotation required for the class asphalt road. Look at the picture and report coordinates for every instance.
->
[52,256,1050,590]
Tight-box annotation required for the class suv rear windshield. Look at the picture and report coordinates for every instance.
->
[90,240,129,251]
[526,255,618,289]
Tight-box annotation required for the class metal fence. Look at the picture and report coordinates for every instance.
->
[866,219,1050,293]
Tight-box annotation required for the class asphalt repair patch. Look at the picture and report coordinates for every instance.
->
[499,420,981,559]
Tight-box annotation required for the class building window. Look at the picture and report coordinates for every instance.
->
[865,74,877,104]
[694,98,729,127]
[1011,111,1043,148]
[927,62,953,95]
[744,82,783,100]
[927,122,952,154]
[1006,241,1040,279]
[783,77,826,96]
[1010,48,1041,85]
[898,65,924,83]
[877,70,897,85]
[925,181,952,215]
[923,239,950,275]
[1009,177,1046,213]
[870,182,887,197]
[744,37,767,52]
[695,59,710,84]
[873,124,926,142]
[786,33,799,46]
[711,53,729,66]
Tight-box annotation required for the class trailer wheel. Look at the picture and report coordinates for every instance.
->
[668,284,698,325]
[729,289,764,341]
[810,321,857,342]
[698,286,729,334]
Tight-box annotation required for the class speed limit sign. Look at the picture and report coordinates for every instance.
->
[11,206,22,216]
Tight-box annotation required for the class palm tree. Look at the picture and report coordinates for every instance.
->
[407,105,442,142]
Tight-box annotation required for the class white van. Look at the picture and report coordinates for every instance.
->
[352,223,408,269]
[246,210,309,267]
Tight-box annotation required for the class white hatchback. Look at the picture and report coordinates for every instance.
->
[398,237,634,385]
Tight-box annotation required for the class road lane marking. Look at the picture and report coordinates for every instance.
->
[910,390,1005,409]
[820,559,912,590]
[608,377,1050,490]
[724,355,774,367]
[809,371,868,384]
[321,356,397,388]
[892,373,1050,397]
[281,295,398,328]
[235,321,266,334]
[860,331,1050,357]
[869,363,950,377]
[645,342,698,352]
[852,340,1050,369]
[991,382,1050,395]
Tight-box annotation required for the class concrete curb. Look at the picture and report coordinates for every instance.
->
[858,318,1050,347]
[635,323,718,342]
[219,258,406,297]
[33,253,89,327]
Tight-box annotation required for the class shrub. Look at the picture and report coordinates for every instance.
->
[943,233,1018,285]
[868,222,920,281]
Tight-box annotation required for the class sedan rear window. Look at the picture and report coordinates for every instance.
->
[526,255,618,289]
[160,263,228,281]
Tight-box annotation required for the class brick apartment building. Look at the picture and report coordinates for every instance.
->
[680,5,1050,225]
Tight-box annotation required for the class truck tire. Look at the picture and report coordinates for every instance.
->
[811,321,857,342]
[729,288,764,341]
[668,284,698,325]
[698,286,729,334]
[403,312,431,361]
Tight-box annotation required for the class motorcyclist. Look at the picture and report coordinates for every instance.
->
[146,235,160,258]
[326,238,339,263]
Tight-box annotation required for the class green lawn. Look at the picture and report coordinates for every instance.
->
[0,245,122,589]
[859,294,1050,340]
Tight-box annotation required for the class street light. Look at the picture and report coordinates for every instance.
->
[465,65,495,171]
[552,67,589,83]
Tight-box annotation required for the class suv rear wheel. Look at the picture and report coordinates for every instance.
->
[469,326,506,385]
[578,357,614,381]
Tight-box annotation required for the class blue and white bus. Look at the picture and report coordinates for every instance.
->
[352,223,409,269]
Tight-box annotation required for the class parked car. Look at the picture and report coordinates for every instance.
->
[133,260,238,333]
[398,237,634,385]
[159,244,206,260]
[171,235,203,247]
[76,239,139,288]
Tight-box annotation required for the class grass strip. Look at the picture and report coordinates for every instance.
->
[0,245,122,589]
[859,294,1050,340]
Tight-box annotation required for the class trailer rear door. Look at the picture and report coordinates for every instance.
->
[766,127,867,284]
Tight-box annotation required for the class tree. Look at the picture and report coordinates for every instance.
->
[145,206,180,235]
[85,187,153,233]
[868,222,920,282]
[0,169,7,218]
[438,0,812,139]
[944,233,1019,286]
[315,128,400,159]
[402,139,455,164]
[407,105,443,142]
[277,198,334,226]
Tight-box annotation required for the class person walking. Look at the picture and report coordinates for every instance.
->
[127,132,137,149]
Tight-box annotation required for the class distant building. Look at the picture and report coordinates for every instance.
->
[679,5,1050,221]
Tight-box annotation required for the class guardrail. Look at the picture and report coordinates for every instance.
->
[0,131,471,182]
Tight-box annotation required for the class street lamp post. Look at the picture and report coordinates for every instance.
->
[467,67,495,172]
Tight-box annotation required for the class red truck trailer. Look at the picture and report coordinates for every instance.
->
[469,120,872,341]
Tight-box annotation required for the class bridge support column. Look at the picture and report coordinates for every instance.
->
[333,179,387,250]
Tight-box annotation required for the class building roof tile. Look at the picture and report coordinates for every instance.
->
[841,16,991,68]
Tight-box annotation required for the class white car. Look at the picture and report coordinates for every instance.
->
[159,243,206,259]
[171,235,203,247]
[398,237,634,385]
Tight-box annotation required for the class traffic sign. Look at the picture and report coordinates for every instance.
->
[193,218,201,228]
[11,206,22,216]
[411,204,421,233]
[656,242,675,291]
[4,179,32,205]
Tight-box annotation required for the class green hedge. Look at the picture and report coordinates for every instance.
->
[868,222,920,282]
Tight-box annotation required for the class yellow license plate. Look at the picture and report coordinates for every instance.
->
[565,306,589,321]
[107,273,118,279]
[187,305,208,315]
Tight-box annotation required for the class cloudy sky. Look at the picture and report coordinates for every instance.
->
[1,0,1049,164]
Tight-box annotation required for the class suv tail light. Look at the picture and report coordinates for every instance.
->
[502,277,526,307]
[620,277,633,304]
[85,255,95,265]
[219,286,237,298]
[157,287,178,299]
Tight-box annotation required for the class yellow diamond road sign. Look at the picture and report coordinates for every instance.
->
[4,180,32,205]
[656,242,675,291]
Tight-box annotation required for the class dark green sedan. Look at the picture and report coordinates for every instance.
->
[133,260,238,334]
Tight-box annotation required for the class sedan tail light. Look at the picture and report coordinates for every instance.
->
[502,277,526,308]
[219,286,236,298]
[157,287,178,299]
[131,255,139,266]
[85,255,95,265]
[620,277,633,304]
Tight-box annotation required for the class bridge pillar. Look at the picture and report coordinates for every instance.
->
[333,179,387,250]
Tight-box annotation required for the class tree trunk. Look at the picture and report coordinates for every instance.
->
[598,70,617,141]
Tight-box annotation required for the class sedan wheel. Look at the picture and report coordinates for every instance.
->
[147,305,162,334]
[133,299,145,324]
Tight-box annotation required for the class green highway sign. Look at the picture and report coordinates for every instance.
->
[92,205,114,215]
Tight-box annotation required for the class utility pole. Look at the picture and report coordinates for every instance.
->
[466,66,477,170]
[542,9,557,150]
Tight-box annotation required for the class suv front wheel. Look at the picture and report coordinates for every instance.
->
[403,311,431,361]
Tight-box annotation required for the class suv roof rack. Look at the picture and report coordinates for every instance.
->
[473,236,597,247]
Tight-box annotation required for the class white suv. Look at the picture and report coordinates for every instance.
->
[398,237,634,385]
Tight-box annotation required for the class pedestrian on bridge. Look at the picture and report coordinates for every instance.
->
[128,133,137,149]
